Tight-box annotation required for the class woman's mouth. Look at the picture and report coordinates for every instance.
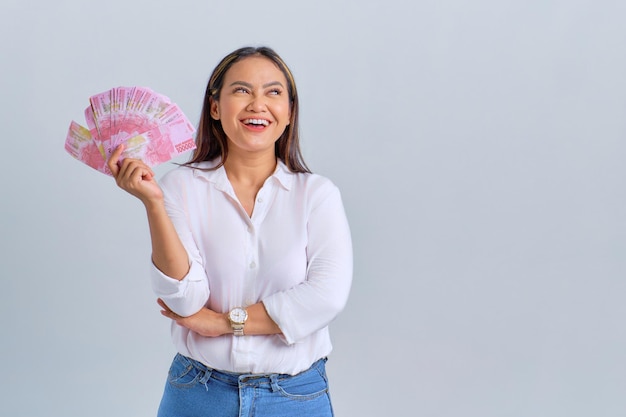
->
[242,118,270,130]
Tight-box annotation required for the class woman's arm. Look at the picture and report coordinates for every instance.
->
[261,184,353,344]
[107,144,189,280]
[158,299,281,337]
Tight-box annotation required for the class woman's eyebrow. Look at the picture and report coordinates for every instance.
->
[262,81,284,88]
[229,81,284,88]
[229,81,253,88]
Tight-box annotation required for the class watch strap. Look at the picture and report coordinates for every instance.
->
[232,324,245,336]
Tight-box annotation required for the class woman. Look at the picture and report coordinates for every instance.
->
[107,46,352,417]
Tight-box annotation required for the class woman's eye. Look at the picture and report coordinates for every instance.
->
[268,89,282,96]
[234,87,249,94]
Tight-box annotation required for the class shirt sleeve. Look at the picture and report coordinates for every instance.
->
[262,183,353,345]
[150,171,210,317]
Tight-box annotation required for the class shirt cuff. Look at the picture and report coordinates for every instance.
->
[150,260,208,317]
[262,296,297,345]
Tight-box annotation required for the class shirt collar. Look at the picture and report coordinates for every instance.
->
[190,159,294,191]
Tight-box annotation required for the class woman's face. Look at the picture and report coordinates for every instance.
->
[211,56,291,157]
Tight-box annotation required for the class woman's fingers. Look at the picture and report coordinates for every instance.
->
[107,144,164,206]
[157,298,171,313]
[118,159,153,184]
[108,144,155,182]
[157,298,174,317]
[158,299,185,324]
[156,299,227,338]
[114,155,157,199]
[107,144,125,177]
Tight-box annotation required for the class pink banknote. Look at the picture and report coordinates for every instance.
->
[65,86,196,176]
[65,121,112,175]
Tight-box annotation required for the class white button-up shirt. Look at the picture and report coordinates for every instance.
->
[151,159,353,375]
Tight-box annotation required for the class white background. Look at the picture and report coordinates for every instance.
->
[1,0,625,416]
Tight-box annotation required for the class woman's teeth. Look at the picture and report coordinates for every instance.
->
[243,119,269,126]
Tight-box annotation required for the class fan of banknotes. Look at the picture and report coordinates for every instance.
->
[65,86,197,175]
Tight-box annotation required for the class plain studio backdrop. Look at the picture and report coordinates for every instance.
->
[1,1,625,416]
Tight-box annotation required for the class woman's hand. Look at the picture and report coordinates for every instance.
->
[158,299,231,338]
[107,144,163,206]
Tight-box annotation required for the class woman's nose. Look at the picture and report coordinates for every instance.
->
[246,95,267,112]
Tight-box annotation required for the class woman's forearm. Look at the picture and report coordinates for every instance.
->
[242,303,282,336]
[145,202,189,280]
[108,145,188,280]
[158,300,282,337]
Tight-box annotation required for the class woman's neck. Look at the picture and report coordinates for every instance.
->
[223,152,277,188]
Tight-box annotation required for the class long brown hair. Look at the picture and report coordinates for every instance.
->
[185,46,310,173]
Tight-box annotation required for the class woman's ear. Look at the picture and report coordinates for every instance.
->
[210,97,220,120]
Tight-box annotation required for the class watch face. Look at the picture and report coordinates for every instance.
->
[229,308,248,323]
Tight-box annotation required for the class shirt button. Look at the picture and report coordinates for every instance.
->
[249,261,256,269]
[257,197,263,203]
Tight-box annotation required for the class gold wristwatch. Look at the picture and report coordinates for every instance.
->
[228,307,248,336]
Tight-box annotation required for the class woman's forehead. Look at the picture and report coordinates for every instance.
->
[224,56,287,85]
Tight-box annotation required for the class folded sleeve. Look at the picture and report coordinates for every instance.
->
[262,183,353,345]
[149,171,210,317]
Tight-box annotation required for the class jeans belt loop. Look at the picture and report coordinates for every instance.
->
[269,374,280,392]
[198,367,212,390]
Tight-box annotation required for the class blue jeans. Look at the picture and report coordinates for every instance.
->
[157,354,334,417]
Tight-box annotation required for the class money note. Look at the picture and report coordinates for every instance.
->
[65,86,197,176]
[65,121,111,175]
[89,90,112,141]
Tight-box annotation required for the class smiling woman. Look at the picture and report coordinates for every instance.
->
[189,46,308,174]
[209,56,292,162]
[106,46,353,417]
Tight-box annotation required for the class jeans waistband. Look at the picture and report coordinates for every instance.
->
[181,354,327,388]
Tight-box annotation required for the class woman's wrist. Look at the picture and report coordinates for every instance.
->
[221,312,233,336]
[143,197,166,214]
[202,310,232,337]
